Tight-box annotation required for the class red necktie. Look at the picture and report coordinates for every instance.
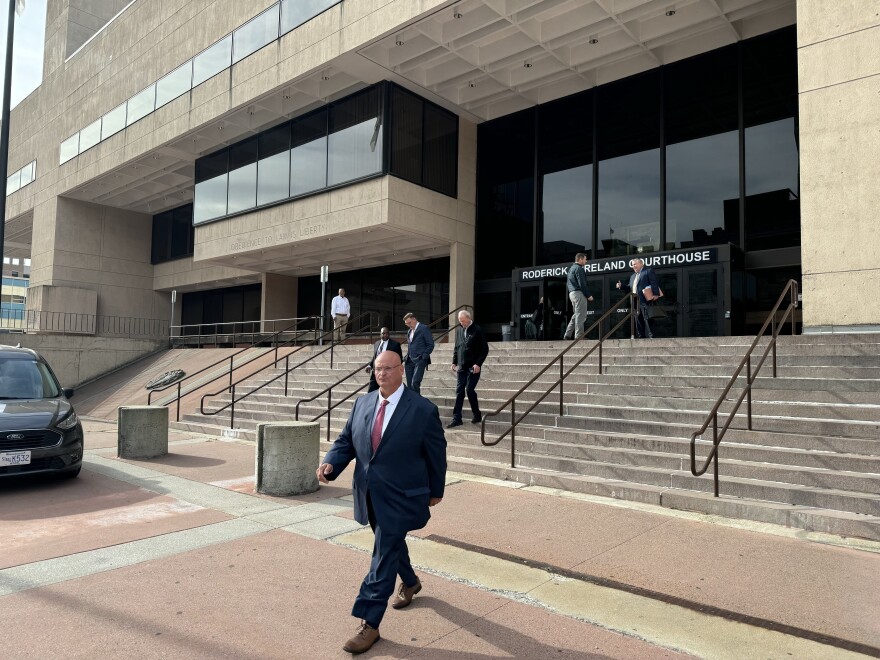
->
[371,399,389,453]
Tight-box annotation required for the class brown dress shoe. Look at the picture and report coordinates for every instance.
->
[343,621,380,654]
[391,578,422,609]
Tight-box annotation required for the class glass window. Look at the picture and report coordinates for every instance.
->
[327,88,383,186]
[665,46,739,250]
[19,161,34,187]
[597,71,661,258]
[6,170,20,196]
[743,27,799,252]
[233,4,280,64]
[156,61,193,108]
[101,102,127,140]
[390,88,423,185]
[127,84,156,126]
[257,123,291,205]
[226,137,258,214]
[422,103,457,196]
[60,133,79,164]
[281,0,338,35]
[79,118,102,152]
[539,91,592,264]
[151,211,172,263]
[194,150,229,224]
[290,109,327,196]
[170,205,194,259]
[193,35,232,87]
[476,109,535,280]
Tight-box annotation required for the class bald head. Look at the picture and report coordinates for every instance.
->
[374,350,404,396]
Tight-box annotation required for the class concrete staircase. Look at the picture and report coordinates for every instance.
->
[171,334,880,540]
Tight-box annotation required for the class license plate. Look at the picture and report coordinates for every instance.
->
[0,450,31,466]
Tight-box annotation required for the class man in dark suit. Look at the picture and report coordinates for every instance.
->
[617,257,661,339]
[447,310,489,428]
[317,350,446,654]
[563,252,594,340]
[402,312,434,395]
[365,326,403,393]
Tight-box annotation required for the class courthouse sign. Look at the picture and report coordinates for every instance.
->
[518,247,719,281]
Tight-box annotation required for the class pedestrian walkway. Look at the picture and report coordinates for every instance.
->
[1,419,878,659]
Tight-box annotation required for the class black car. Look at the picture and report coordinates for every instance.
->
[0,346,84,479]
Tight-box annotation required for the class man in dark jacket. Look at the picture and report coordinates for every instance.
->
[563,252,594,340]
[617,257,661,339]
[365,326,403,392]
[403,312,434,394]
[447,310,489,428]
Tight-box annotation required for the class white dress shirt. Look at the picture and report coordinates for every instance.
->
[331,295,350,316]
[371,382,405,436]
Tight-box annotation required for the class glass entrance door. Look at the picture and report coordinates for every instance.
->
[685,267,723,336]
[517,282,541,340]
[651,270,681,338]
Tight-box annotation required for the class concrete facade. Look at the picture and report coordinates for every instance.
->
[2,0,879,353]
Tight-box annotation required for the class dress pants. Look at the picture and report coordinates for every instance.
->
[564,291,588,339]
[405,357,427,394]
[635,300,653,339]
[351,493,418,629]
[333,314,349,341]
[451,367,481,422]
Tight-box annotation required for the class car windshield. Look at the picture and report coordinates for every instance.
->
[0,358,61,399]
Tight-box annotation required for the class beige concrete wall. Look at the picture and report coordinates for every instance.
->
[14,334,167,388]
[261,273,298,330]
[797,0,880,330]
[153,257,257,292]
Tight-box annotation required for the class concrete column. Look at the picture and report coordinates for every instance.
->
[255,422,320,496]
[449,242,474,323]
[118,406,169,459]
[797,1,880,332]
[261,273,298,333]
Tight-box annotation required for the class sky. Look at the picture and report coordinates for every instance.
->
[0,0,47,108]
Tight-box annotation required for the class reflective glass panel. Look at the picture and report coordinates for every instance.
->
[233,4,279,63]
[257,123,291,205]
[19,161,34,187]
[327,88,382,186]
[156,61,193,108]
[422,103,457,196]
[226,137,258,214]
[281,0,338,35]
[597,71,661,258]
[101,102,127,140]
[79,118,102,152]
[194,150,229,224]
[390,87,423,185]
[291,110,327,196]
[127,84,156,126]
[60,133,80,164]
[193,35,232,87]
[6,170,20,196]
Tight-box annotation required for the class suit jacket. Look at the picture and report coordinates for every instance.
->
[405,323,435,366]
[368,338,403,371]
[566,262,592,297]
[322,388,447,534]
[627,268,661,306]
[452,323,489,370]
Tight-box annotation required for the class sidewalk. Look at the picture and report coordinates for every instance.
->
[1,419,878,659]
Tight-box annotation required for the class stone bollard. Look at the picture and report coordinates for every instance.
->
[118,406,169,459]
[256,422,320,496]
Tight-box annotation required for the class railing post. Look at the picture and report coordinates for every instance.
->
[284,356,289,396]
[713,412,719,497]
[746,356,753,431]
[630,294,635,339]
[559,357,564,416]
[230,385,236,429]
[327,391,332,444]
[598,338,603,375]
[330,332,335,369]
[510,399,516,468]
[176,381,181,422]
[772,333,778,378]
[229,357,233,393]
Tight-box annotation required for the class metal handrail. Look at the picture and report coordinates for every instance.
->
[293,308,470,442]
[170,316,314,347]
[200,312,378,428]
[689,279,799,496]
[481,292,637,467]
[148,316,320,421]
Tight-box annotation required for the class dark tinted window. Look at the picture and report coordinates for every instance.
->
[422,103,457,196]
[291,109,328,196]
[258,123,291,205]
[152,204,194,264]
[390,88,423,184]
[227,137,259,214]
[328,87,383,185]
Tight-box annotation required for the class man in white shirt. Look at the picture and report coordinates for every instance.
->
[330,288,351,341]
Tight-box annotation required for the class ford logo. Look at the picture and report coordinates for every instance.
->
[7,433,25,440]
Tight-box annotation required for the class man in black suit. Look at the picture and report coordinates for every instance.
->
[403,312,434,394]
[617,257,661,339]
[447,310,489,428]
[365,327,403,392]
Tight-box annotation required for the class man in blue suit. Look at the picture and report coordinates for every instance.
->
[402,312,434,394]
[617,257,662,339]
[317,350,446,654]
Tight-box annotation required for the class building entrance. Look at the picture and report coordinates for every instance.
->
[512,246,739,339]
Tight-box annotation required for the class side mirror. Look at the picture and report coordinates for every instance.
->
[63,388,75,399]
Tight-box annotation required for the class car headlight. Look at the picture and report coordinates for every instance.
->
[56,410,79,430]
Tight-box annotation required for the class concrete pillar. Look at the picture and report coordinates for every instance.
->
[797,1,880,331]
[261,273,299,333]
[449,242,474,323]
[118,406,169,459]
[256,422,320,496]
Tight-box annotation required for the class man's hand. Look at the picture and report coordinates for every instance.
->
[472,364,481,374]
[450,364,458,372]
[588,296,594,302]
[364,366,371,374]
[616,281,622,289]
[316,463,333,484]
[429,497,442,507]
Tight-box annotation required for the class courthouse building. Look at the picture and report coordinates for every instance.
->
[4,0,878,343]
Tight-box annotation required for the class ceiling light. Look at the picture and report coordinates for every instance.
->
[523,60,532,68]
[665,7,676,16]
[395,36,404,46]
[453,10,462,19]
[589,36,599,45]
[321,73,330,81]
[467,80,476,88]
